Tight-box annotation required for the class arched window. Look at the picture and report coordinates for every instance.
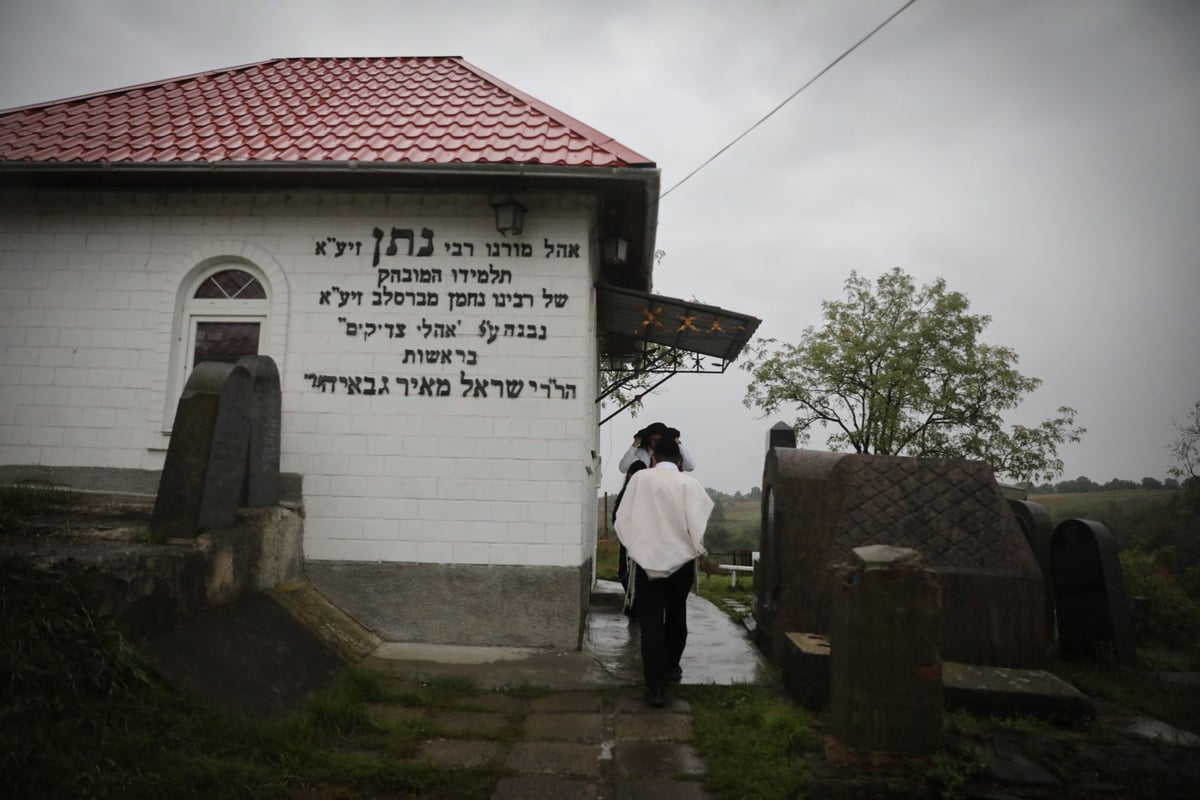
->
[165,263,270,431]
[186,268,267,368]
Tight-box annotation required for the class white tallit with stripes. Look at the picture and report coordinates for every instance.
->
[614,461,713,581]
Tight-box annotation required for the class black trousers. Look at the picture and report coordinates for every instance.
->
[634,560,695,689]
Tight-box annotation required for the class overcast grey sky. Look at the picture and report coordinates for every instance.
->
[2,0,1197,495]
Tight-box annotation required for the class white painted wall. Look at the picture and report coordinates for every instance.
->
[0,190,601,569]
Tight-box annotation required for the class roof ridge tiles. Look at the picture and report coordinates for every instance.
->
[0,56,655,168]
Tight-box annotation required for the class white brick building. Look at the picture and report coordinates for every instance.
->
[0,58,758,647]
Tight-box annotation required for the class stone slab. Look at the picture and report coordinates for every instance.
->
[782,643,1096,724]
[981,740,1062,786]
[525,712,606,741]
[531,691,605,712]
[613,742,705,778]
[614,693,691,713]
[460,692,526,713]
[492,776,612,800]
[614,712,693,742]
[942,661,1095,723]
[505,742,602,776]
[614,780,712,799]
[430,710,509,735]
[418,739,505,768]
[782,632,830,711]
[366,704,426,725]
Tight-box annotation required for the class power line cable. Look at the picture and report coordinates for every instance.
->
[659,0,919,200]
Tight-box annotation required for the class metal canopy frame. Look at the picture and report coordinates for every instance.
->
[595,284,761,425]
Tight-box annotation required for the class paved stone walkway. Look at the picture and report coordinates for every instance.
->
[367,685,713,800]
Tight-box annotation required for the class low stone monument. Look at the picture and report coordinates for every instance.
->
[830,545,942,754]
[1009,498,1056,645]
[757,447,1046,667]
[152,362,253,538]
[1051,518,1137,665]
[237,355,281,508]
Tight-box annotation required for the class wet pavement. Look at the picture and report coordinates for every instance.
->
[362,580,773,691]
[359,580,769,800]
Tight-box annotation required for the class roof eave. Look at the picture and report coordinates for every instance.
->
[0,160,661,288]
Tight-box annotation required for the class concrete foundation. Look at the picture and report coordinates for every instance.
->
[0,464,303,505]
[305,560,592,649]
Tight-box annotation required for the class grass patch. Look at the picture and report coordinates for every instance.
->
[596,535,620,581]
[0,559,507,800]
[0,482,79,535]
[1048,655,1200,734]
[1028,489,1177,519]
[695,572,755,624]
[127,525,167,544]
[684,683,819,800]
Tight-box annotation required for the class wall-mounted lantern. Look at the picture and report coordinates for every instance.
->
[491,197,527,237]
[602,236,628,265]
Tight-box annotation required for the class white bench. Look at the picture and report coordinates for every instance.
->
[716,552,759,588]
[717,564,754,587]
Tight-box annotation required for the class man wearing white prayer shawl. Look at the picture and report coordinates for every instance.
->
[614,438,714,707]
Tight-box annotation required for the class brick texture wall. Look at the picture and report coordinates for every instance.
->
[0,190,601,569]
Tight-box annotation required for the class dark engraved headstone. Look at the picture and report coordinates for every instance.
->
[1009,499,1055,641]
[830,545,942,754]
[756,448,1046,668]
[152,362,252,539]
[237,355,281,508]
[1051,518,1137,665]
[766,421,797,451]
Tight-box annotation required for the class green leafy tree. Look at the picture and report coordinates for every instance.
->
[1056,476,1099,494]
[742,268,1084,484]
[1169,398,1200,485]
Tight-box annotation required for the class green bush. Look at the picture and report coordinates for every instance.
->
[1119,548,1200,650]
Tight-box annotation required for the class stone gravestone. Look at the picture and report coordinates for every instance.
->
[1051,518,1137,666]
[1009,499,1056,642]
[152,362,253,538]
[830,545,942,754]
[757,447,1046,668]
[236,355,281,508]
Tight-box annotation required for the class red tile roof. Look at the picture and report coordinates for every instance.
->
[0,57,653,168]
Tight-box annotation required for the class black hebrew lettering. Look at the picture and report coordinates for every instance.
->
[371,288,440,307]
[303,372,337,392]
[384,226,435,258]
[377,267,443,286]
[372,225,436,266]
[491,291,534,308]
[387,227,413,257]
[450,266,514,284]
[543,238,581,258]
[416,376,451,397]
[314,237,363,257]
[443,241,476,257]
[318,286,364,307]
[448,291,487,310]
[479,319,499,344]
[477,319,547,344]
[337,317,406,340]
[371,226,384,267]
[485,242,534,258]
[417,317,461,339]
[303,371,575,400]
[541,287,569,308]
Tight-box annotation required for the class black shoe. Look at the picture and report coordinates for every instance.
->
[643,686,668,708]
[666,666,683,683]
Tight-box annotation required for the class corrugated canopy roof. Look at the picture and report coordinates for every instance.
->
[0,57,654,167]
[597,284,761,363]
